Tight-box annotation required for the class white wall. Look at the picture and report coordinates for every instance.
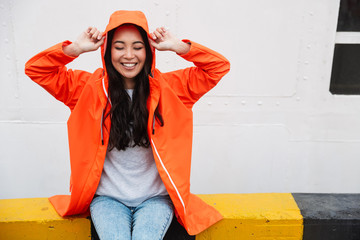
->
[1,0,359,199]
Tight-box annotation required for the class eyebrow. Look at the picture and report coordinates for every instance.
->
[113,40,144,45]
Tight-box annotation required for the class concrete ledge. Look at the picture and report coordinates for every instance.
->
[0,198,90,240]
[1,194,359,239]
[197,193,303,239]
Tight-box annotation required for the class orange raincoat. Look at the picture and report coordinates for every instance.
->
[25,10,230,235]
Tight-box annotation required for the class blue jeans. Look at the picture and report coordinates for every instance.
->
[90,195,174,240]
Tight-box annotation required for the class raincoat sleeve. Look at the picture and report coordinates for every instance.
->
[162,40,230,108]
[25,41,92,110]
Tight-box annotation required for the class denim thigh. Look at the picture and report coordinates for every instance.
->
[132,195,174,240]
[90,195,174,240]
[90,195,132,240]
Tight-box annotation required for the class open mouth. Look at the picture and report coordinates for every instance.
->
[121,63,137,68]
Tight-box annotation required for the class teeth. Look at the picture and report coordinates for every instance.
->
[123,63,136,67]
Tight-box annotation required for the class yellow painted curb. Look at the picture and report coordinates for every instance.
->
[0,198,90,240]
[197,193,303,240]
[0,194,303,239]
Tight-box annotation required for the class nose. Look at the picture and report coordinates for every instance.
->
[124,48,134,59]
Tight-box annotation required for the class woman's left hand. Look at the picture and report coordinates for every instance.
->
[149,27,190,55]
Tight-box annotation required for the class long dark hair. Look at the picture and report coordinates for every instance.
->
[104,24,153,151]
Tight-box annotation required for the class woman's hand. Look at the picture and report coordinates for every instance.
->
[149,27,190,55]
[63,27,105,57]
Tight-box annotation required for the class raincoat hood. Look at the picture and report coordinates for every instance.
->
[100,10,156,95]
[104,10,149,36]
[101,10,155,71]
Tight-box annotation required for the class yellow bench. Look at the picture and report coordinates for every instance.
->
[0,198,89,239]
[0,193,303,239]
[197,193,303,239]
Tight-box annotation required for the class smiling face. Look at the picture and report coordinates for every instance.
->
[111,25,146,89]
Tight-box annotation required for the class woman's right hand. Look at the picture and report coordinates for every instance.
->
[63,27,105,57]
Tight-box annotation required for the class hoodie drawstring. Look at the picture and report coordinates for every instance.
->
[152,114,156,135]
[101,108,105,145]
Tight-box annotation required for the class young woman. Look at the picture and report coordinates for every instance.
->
[25,10,230,239]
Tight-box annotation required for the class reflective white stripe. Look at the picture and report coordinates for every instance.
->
[102,77,112,106]
[102,78,109,98]
[102,77,108,98]
[151,139,186,214]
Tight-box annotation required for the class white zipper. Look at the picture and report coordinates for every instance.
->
[151,139,186,215]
